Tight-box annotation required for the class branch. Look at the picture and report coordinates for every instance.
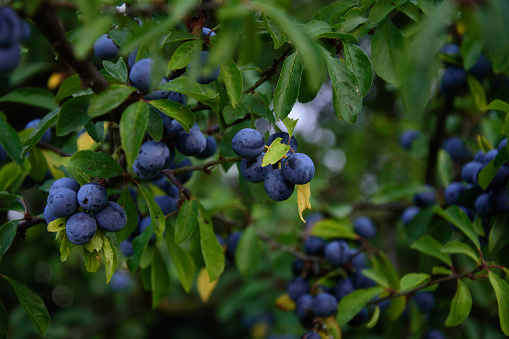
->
[160,169,192,200]
[172,156,242,176]
[16,217,46,239]
[257,232,326,263]
[37,141,72,157]
[368,264,486,305]
[243,46,293,94]
[29,5,109,94]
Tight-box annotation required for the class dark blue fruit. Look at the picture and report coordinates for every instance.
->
[287,277,310,301]
[324,240,350,266]
[66,211,97,245]
[266,132,298,155]
[264,169,295,201]
[138,216,156,242]
[201,27,216,38]
[333,278,355,301]
[129,58,153,92]
[232,128,265,159]
[348,307,368,326]
[93,34,119,59]
[132,159,158,179]
[282,153,315,185]
[399,129,420,150]
[0,144,6,163]
[414,292,435,313]
[0,8,21,47]
[110,271,133,291]
[351,253,367,270]
[473,150,485,162]
[444,182,465,205]
[351,270,376,289]
[154,195,177,215]
[119,239,134,257]
[138,140,173,170]
[170,158,193,184]
[443,137,468,161]
[127,48,139,68]
[48,188,78,217]
[470,54,491,80]
[461,161,483,184]
[157,110,174,136]
[187,51,220,84]
[475,193,492,217]
[353,216,376,239]
[489,188,509,214]
[483,149,498,165]
[441,43,460,56]
[303,236,327,256]
[0,43,20,73]
[300,332,320,339]
[195,136,217,159]
[311,293,338,317]
[240,153,272,183]
[44,204,59,223]
[167,90,188,105]
[413,186,436,207]
[145,77,170,100]
[295,294,313,318]
[49,177,80,194]
[226,231,242,258]
[25,119,51,143]
[94,201,127,232]
[152,176,179,198]
[424,330,446,339]
[77,182,108,212]
[172,121,207,156]
[401,206,420,226]
[439,66,467,96]
[498,138,507,152]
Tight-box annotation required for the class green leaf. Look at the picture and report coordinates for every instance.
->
[146,105,164,142]
[489,272,509,336]
[371,18,405,87]
[361,269,389,288]
[138,186,165,243]
[434,205,480,249]
[163,29,197,45]
[64,150,124,179]
[343,42,373,96]
[116,188,139,243]
[151,248,170,308]
[84,232,103,253]
[399,1,419,22]
[410,235,452,266]
[0,119,23,166]
[310,219,358,240]
[175,199,199,244]
[400,273,430,291]
[460,36,484,70]
[441,241,480,263]
[489,215,509,254]
[58,232,74,262]
[273,52,303,121]
[167,239,196,293]
[487,99,509,113]
[323,51,363,124]
[168,40,202,70]
[387,296,406,321]
[55,74,83,103]
[478,146,509,189]
[282,117,298,139]
[337,8,369,33]
[87,85,135,118]
[432,266,452,275]
[372,252,400,289]
[337,286,384,326]
[56,94,93,136]
[262,138,290,167]
[157,77,220,110]
[84,121,105,143]
[467,75,487,112]
[148,99,195,133]
[366,305,380,328]
[369,0,408,25]
[437,149,453,187]
[198,216,225,282]
[0,87,57,110]
[83,248,101,272]
[262,13,286,49]
[102,236,117,284]
[102,58,128,83]
[0,161,29,192]
[119,101,149,169]
[0,221,17,263]
[220,58,243,108]
[2,275,49,336]
[0,193,24,213]
[73,16,112,59]
[313,0,357,24]
[0,298,7,339]
[235,226,261,277]
[417,0,434,15]
[21,109,59,155]
[445,280,472,327]
[126,222,153,273]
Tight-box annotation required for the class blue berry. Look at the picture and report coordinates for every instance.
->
[483,149,498,165]
[441,43,460,56]
[0,8,21,46]
[443,137,468,161]
[157,110,174,136]
[66,211,97,245]
[232,128,265,159]
[127,48,139,68]
[333,278,355,301]
[351,270,376,289]
[194,136,217,159]
[475,193,492,217]
[132,159,158,179]
[473,150,485,162]
[324,240,350,266]
[48,188,78,217]
[282,153,315,185]
[311,293,338,317]
[145,77,170,100]
[129,58,153,92]
[461,161,483,184]
[295,294,313,318]
[119,239,134,257]
[414,292,435,313]
[498,138,508,152]
[264,169,295,201]
[44,204,59,223]
[440,66,467,96]
[489,188,509,214]
[94,201,127,232]
[399,129,420,150]
[287,277,310,301]
[152,176,179,198]
[425,330,446,339]
[353,216,376,239]
[413,187,436,207]
[226,231,242,258]
[77,183,108,212]
[93,34,119,59]
[303,236,327,256]
[300,332,320,339]
[172,121,207,156]
[444,182,465,205]
[49,177,80,194]
[240,153,272,183]
[0,43,20,73]
[470,54,491,80]
[138,216,156,242]
[348,307,368,326]
[401,206,420,226]
[154,195,177,215]
[138,140,173,171]
[167,90,188,105]
[201,27,216,38]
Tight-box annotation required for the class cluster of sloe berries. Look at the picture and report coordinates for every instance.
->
[44,178,127,245]
[232,129,315,201]
[0,7,29,73]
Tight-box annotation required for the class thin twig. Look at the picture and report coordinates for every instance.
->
[16,217,46,239]
[172,156,242,176]
[37,141,72,157]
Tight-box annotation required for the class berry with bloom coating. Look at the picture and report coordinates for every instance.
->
[94,201,127,232]
[66,212,97,245]
[232,128,265,159]
[77,183,108,212]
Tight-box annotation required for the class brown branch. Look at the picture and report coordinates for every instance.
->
[172,156,242,176]
[244,46,293,94]
[29,5,109,94]
[16,217,46,239]
[160,169,192,200]
[37,141,72,157]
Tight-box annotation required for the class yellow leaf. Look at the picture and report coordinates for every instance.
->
[47,217,67,233]
[77,122,109,151]
[297,183,312,222]
[323,315,342,339]
[275,293,296,312]
[41,149,66,180]
[197,268,218,303]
